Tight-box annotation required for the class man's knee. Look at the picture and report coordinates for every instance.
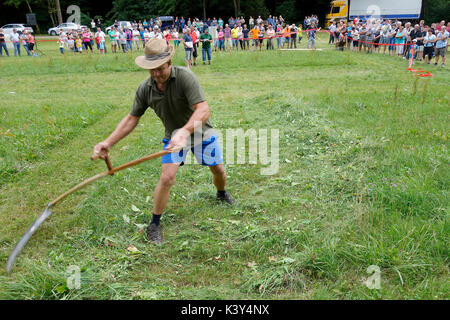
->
[159,171,176,188]
[210,164,225,176]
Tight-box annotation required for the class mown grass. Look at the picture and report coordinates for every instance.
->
[0,35,448,299]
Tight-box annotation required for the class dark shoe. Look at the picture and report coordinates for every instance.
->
[146,223,162,244]
[217,191,235,205]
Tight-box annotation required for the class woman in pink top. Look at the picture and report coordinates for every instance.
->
[82,31,93,52]
[27,33,35,55]
[217,27,225,51]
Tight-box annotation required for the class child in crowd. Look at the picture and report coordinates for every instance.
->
[75,36,83,53]
[58,37,65,54]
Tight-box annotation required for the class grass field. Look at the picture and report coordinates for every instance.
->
[0,34,448,299]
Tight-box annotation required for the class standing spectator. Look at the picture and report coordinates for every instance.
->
[75,35,83,53]
[237,25,244,50]
[0,28,9,56]
[242,24,250,50]
[91,19,96,32]
[256,16,263,25]
[132,26,140,51]
[276,24,283,48]
[58,36,65,54]
[200,29,213,65]
[144,28,151,43]
[182,28,193,68]
[307,26,318,49]
[83,29,93,52]
[224,24,232,51]
[11,29,21,56]
[172,28,180,48]
[266,24,275,50]
[366,27,374,53]
[433,27,448,67]
[423,28,436,64]
[351,27,359,50]
[297,24,303,45]
[290,24,297,49]
[329,21,337,44]
[395,25,406,57]
[249,25,259,50]
[20,31,31,56]
[257,23,265,51]
[283,24,290,48]
[97,19,102,30]
[67,34,75,53]
[27,31,35,56]
[126,28,133,51]
[380,20,392,54]
[217,26,225,51]
[164,27,171,45]
[96,27,106,53]
[358,23,367,52]
[118,29,128,52]
[249,17,254,29]
[190,26,199,66]
[346,22,353,50]
[410,24,425,61]
[231,25,239,50]
[108,27,118,53]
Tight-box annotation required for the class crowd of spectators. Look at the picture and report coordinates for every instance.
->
[1,14,448,68]
[328,18,449,67]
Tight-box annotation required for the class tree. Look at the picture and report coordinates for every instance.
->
[232,0,240,17]
[4,0,42,33]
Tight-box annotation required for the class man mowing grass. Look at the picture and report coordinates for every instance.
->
[93,38,234,244]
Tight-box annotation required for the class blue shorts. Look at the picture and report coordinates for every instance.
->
[161,134,223,166]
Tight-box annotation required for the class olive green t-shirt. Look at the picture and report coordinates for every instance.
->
[130,66,214,145]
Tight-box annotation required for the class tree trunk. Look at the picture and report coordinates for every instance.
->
[55,0,63,25]
[25,0,41,34]
[203,0,206,21]
[232,0,240,17]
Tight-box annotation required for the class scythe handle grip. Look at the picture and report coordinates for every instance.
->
[90,154,114,175]
[104,155,114,174]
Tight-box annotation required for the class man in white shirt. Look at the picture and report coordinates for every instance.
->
[10,29,21,56]
[328,21,337,44]
[95,27,106,52]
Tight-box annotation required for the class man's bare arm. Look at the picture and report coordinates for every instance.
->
[166,101,210,151]
[92,114,140,159]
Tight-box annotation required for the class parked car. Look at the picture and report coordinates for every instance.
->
[105,21,133,33]
[47,23,88,35]
[159,16,174,30]
[1,23,33,34]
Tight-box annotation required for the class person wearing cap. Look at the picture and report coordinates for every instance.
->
[200,28,213,64]
[92,39,234,244]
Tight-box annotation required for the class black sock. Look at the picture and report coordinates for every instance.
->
[217,190,226,197]
[151,214,161,226]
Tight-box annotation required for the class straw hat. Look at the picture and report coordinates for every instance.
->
[135,38,175,70]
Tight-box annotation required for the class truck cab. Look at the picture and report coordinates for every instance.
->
[326,0,349,26]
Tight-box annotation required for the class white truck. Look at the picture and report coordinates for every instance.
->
[326,0,423,26]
